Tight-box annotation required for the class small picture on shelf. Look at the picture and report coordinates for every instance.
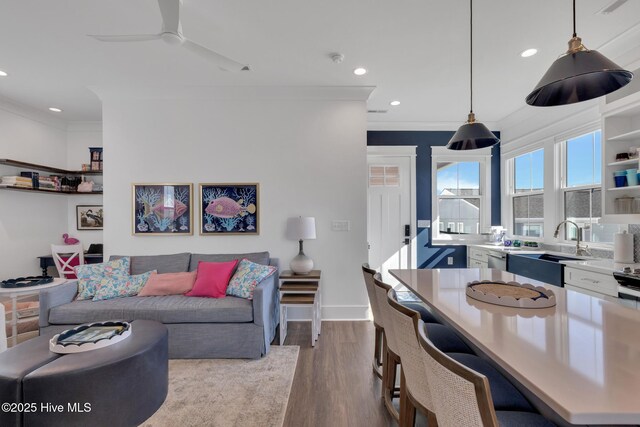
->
[133,183,193,235]
[89,147,103,171]
[77,205,103,230]
[199,183,259,235]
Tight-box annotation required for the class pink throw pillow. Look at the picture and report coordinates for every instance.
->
[186,260,239,298]
[138,271,197,296]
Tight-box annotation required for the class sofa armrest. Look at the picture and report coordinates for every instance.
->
[252,258,280,355]
[39,281,78,328]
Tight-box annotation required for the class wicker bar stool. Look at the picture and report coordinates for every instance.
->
[372,273,402,420]
[417,322,555,427]
[385,289,438,427]
[361,264,385,378]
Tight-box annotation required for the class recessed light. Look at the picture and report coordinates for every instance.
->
[353,67,367,76]
[520,48,538,58]
[48,107,63,113]
[390,100,401,106]
[0,70,7,77]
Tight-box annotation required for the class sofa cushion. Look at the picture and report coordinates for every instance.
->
[48,295,253,325]
[226,259,276,300]
[138,271,197,296]
[186,260,238,298]
[110,253,191,275]
[75,257,130,301]
[189,252,269,272]
[92,271,156,301]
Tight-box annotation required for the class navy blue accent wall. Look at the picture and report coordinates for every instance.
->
[367,131,501,269]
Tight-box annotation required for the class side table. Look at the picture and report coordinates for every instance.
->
[0,278,67,347]
[279,270,321,347]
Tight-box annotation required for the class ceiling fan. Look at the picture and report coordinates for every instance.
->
[89,0,249,72]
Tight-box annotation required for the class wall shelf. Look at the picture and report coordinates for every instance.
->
[608,185,640,192]
[607,129,640,142]
[607,158,639,167]
[0,186,102,195]
[0,159,102,175]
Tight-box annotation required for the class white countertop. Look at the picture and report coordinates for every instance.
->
[560,258,640,274]
[390,268,640,425]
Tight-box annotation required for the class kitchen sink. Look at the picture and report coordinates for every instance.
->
[507,253,585,287]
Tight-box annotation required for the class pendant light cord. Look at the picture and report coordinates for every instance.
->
[469,0,473,114]
[572,0,577,37]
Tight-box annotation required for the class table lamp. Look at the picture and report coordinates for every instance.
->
[286,216,316,275]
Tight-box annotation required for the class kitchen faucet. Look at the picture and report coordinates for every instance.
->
[553,220,590,256]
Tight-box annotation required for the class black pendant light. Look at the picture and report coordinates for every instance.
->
[526,0,633,107]
[447,0,500,151]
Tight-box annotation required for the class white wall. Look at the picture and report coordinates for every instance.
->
[66,122,103,250]
[0,100,69,277]
[98,86,372,319]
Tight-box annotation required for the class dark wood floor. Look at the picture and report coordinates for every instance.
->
[281,321,395,427]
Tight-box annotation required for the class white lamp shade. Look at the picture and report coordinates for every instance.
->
[286,217,316,240]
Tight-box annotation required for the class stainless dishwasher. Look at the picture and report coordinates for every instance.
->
[487,250,507,271]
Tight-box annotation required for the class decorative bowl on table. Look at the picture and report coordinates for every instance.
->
[466,280,556,309]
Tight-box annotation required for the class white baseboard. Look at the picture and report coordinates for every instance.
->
[284,305,370,321]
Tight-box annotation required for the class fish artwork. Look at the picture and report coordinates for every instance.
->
[205,197,256,218]
[151,200,188,220]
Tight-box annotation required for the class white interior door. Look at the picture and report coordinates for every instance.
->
[367,147,416,282]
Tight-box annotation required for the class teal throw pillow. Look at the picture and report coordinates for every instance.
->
[92,270,156,301]
[226,259,276,299]
[75,257,130,301]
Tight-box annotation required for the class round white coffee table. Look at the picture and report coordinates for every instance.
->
[0,278,67,347]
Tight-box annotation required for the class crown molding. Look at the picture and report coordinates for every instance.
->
[0,95,67,131]
[91,85,376,102]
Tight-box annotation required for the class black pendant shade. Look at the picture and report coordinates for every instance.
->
[446,114,500,150]
[526,47,633,107]
[447,0,500,151]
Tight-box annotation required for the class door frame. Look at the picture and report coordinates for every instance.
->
[366,145,418,269]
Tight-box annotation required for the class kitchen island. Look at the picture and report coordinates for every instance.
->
[390,268,640,426]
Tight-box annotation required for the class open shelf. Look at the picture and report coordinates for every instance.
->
[607,129,640,142]
[0,159,102,175]
[0,186,102,195]
[607,158,640,167]
[608,185,640,192]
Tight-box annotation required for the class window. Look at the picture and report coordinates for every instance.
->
[512,149,544,237]
[369,165,400,187]
[432,147,491,240]
[562,130,617,243]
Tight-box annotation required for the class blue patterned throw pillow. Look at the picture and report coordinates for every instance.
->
[75,257,130,301]
[226,259,276,299]
[92,270,156,301]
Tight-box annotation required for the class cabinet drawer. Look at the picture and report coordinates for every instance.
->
[565,284,620,303]
[468,259,487,268]
[564,267,619,297]
[468,247,488,262]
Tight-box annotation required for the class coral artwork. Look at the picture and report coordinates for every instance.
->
[133,184,192,235]
[199,183,259,235]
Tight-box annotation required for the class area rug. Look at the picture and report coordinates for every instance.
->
[143,346,299,427]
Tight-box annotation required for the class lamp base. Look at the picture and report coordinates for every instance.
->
[290,253,314,275]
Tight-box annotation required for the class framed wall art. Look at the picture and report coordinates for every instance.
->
[76,205,103,230]
[199,183,259,235]
[132,183,193,235]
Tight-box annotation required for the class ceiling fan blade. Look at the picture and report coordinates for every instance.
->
[182,39,249,71]
[89,34,162,42]
[158,0,181,34]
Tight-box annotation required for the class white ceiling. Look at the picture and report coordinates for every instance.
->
[0,0,639,124]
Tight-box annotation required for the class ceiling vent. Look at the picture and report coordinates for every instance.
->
[597,0,628,14]
[367,109,388,114]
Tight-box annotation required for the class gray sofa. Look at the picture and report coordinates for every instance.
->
[39,252,279,359]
